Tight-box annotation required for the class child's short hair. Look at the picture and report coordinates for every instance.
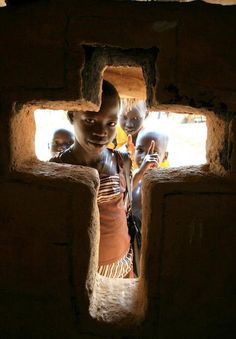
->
[137,128,169,149]
[51,128,74,140]
[49,128,74,155]
[67,79,120,123]
[120,99,147,117]
[102,79,121,109]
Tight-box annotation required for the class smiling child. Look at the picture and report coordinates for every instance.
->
[50,80,133,278]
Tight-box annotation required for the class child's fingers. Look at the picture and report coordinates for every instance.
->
[147,140,155,155]
[127,134,134,154]
[127,134,132,147]
[150,153,160,162]
[127,134,132,152]
[146,153,160,168]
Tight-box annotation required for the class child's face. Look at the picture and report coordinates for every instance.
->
[119,106,146,137]
[50,131,74,155]
[135,133,166,167]
[70,96,119,156]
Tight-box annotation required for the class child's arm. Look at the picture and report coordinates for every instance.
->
[133,140,159,189]
[126,134,135,157]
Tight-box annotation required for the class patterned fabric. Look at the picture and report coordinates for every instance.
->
[97,175,121,204]
[50,148,133,275]
[98,247,133,278]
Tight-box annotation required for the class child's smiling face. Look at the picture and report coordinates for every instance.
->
[50,130,74,156]
[135,131,168,167]
[119,102,147,137]
[69,96,119,156]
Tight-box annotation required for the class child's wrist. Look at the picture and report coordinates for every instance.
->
[138,165,146,177]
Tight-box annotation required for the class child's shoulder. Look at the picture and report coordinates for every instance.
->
[49,148,74,164]
[112,149,132,177]
[113,148,130,163]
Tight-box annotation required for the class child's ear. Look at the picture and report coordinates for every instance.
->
[67,111,74,124]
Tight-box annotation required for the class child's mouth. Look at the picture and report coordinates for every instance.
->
[125,128,135,134]
[88,140,107,148]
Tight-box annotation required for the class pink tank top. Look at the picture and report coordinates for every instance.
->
[97,156,130,266]
[50,148,131,266]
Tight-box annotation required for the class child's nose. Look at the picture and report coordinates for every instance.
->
[93,124,107,136]
[126,119,134,128]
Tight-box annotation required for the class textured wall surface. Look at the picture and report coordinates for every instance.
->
[0,0,236,338]
[142,168,236,338]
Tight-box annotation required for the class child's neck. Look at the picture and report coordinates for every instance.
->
[71,143,105,168]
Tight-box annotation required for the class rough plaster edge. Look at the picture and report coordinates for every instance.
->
[149,104,211,115]
[143,165,236,186]
[10,160,100,191]
[123,0,236,5]
[139,164,236,327]
[9,160,103,329]
[14,100,99,114]
[81,45,158,109]
[88,274,141,329]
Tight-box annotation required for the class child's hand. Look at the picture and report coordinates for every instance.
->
[140,140,160,172]
[127,134,135,156]
[132,140,160,189]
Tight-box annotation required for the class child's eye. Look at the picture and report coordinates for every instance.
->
[108,121,117,127]
[132,117,140,121]
[85,118,95,124]
[137,147,143,152]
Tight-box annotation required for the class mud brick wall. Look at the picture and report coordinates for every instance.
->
[0,1,236,338]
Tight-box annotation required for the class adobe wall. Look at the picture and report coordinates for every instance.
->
[141,168,236,338]
[0,1,236,338]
